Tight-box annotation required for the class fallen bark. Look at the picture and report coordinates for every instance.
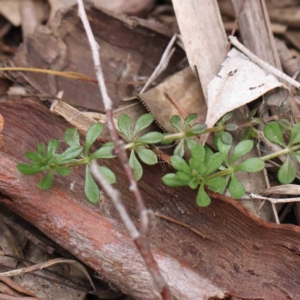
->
[1,99,300,299]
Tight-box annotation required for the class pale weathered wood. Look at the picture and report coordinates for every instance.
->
[172,0,227,101]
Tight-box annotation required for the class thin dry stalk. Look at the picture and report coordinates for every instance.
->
[229,35,300,89]
[76,1,173,299]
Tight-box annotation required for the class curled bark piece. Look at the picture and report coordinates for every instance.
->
[1,100,300,299]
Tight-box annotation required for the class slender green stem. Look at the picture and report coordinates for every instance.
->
[261,144,300,161]
[206,167,234,180]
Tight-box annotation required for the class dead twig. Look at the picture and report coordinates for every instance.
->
[140,33,177,94]
[0,257,95,291]
[77,1,173,299]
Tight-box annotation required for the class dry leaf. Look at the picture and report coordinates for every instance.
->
[262,184,300,196]
[0,0,48,27]
[139,67,206,133]
[206,48,286,128]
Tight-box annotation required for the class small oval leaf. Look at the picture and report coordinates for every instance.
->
[98,166,116,184]
[231,140,253,164]
[17,163,45,175]
[56,166,71,176]
[84,165,100,204]
[263,122,285,146]
[25,151,40,162]
[196,184,211,206]
[187,123,207,135]
[162,173,189,187]
[170,115,182,132]
[85,123,103,155]
[64,128,80,146]
[47,139,60,158]
[137,132,163,144]
[174,139,185,157]
[129,151,143,181]
[89,146,115,160]
[133,114,154,137]
[136,148,157,165]
[56,145,83,163]
[171,156,191,173]
[205,152,223,175]
[184,113,198,127]
[118,114,131,140]
[229,175,245,199]
[234,158,264,172]
[38,170,54,190]
[278,156,296,184]
[289,123,300,146]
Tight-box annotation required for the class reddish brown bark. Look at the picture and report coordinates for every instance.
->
[1,99,300,299]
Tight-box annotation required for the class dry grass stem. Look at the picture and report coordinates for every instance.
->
[77,1,173,298]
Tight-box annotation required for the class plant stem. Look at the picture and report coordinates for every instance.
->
[261,144,300,161]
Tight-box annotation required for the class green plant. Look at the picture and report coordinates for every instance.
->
[17,112,300,207]
[17,123,116,203]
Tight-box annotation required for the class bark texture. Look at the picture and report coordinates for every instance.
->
[1,99,300,299]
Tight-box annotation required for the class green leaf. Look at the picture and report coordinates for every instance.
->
[56,145,83,163]
[278,156,296,184]
[221,131,232,144]
[293,150,300,164]
[136,148,157,165]
[170,115,182,131]
[185,138,198,151]
[234,158,264,172]
[133,114,154,137]
[189,177,199,189]
[231,140,253,164]
[37,143,46,158]
[56,166,71,176]
[289,123,300,146]
[205,152,223,175]
[137,132,163,144]
[47,139,60,158]
[85,123,103,155]
[205,177,227,193]
[174,139,185,157]
[225,123,238,131]
[229,175,245,199]
[25,151,40,162]
[171,156,191,173]
[220,112,233,124]
[84,165,100,204]
[38,170,54,190]
[196,184,211,206]
[184,113,198,127]
[263,122,285,146]
[204,146,213,162]
[189,158,205,173]
[89,146,115,160]
[17,163,45,175]
[102,142,114,148]
[98,166,116,184]
[243,127,251,140]
[162,173,189,187]
[64,128,80,147]
[118,114,131,140]
[187,123,207,135]
[176,171,192,182]
[129,151,143,181]
[215,134,231,166]
[191,144,205,163]
[160,134,175,145]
